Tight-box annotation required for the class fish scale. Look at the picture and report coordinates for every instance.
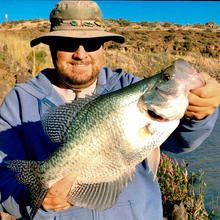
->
[5,59,205,219]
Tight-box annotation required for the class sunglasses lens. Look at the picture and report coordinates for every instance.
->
[84,42,102,52]
[52,40,103,52]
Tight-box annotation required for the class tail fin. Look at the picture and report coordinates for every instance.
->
[5,160,49,220]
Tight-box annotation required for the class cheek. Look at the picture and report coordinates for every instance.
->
[56,51,72,64]
[92,50,104,68]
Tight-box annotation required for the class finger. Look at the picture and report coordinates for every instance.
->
[42,196,68,207]
[188,92,218,108]
[186,105,215,115]
[185,111,206,120]
[53,204,72,212]
[185,106,215,120]
[48,173,76,196]
[43,199,72,211]
[191,77,217,98]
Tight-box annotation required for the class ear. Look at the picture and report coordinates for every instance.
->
[102,43,107,50]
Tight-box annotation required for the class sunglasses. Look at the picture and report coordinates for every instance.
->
[51,39,103,52]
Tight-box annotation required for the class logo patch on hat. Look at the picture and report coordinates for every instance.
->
[83,22,94,27]
[94,20,102,27]
[70,21,78,26]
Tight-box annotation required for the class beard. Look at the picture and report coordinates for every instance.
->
[57,60,101,87]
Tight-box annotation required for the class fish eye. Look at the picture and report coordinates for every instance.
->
[162,72,173,81]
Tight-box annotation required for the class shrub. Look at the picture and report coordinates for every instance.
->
[205,28,212,33]
[148,22,157,28]
[0,53,7,62]
[140,21,149,27]
[109,28,117,33]
[158,153,214,219]
[183,41,192,51]
[205,21,216,28]
[193,23,204,28]
[117,18,131,27]
[168,28,175,33]
[31,18,41,23]
[164,34,175,42]
[162,22,172,28]
[183,36,191,41]
[175,24,183,28]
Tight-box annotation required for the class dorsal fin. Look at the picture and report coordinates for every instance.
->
[41,94,99,143]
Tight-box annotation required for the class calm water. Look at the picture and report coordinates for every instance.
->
[166,107,220,219]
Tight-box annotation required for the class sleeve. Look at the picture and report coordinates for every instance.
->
[0,90,30,218]
[161,107,219,153]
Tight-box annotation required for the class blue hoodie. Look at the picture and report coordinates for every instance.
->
[0,67,218,220]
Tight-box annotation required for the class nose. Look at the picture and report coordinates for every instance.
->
[72,45,88,60]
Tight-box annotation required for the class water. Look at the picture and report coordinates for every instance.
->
[165,108,220,219]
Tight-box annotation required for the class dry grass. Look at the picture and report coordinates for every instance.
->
[0,33,53,77]
[104,49,220,80]
[0,29,219,81]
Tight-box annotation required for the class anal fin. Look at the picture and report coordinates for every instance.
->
[145,147,160,180]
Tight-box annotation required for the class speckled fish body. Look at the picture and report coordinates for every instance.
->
[6,59,205,219]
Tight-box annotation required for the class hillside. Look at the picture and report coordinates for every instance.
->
[0,18,219,104]
[1,18,220,57]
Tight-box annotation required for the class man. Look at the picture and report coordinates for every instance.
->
[0,1,219,219]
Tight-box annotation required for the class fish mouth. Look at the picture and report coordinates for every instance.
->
[145,88,181,122]
[147,109,169,122]
[138,98,170,122]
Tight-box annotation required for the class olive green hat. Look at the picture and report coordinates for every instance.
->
[30,0,124,47]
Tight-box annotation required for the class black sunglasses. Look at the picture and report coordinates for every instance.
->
[51,39,104,52]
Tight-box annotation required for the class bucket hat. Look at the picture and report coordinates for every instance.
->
[30,0,125,47]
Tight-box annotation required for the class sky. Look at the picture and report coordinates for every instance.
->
[0,1,220,26]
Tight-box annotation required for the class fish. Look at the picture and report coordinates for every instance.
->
[5,59,205,219]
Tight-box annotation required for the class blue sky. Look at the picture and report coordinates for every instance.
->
[0,1,220,25]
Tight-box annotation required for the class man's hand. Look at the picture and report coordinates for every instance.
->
[185,72,220,120]
[42,173,76,212]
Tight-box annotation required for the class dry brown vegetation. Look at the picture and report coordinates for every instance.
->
[0,19,219,105]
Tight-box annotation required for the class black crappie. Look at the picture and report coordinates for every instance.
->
[6,59,205,219]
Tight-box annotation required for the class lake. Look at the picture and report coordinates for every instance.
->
[165,107,220,219]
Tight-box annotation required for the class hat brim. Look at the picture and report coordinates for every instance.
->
[30,30,125,47]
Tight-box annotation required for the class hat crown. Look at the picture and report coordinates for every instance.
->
[50,1,103,27]
[30,0,124,47]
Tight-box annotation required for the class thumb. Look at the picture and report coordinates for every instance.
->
[49,172,77,196]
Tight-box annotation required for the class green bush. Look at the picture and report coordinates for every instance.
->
[35,50,47,64]
[0,53,7,62]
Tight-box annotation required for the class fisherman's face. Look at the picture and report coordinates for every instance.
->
[50,39,104,89]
